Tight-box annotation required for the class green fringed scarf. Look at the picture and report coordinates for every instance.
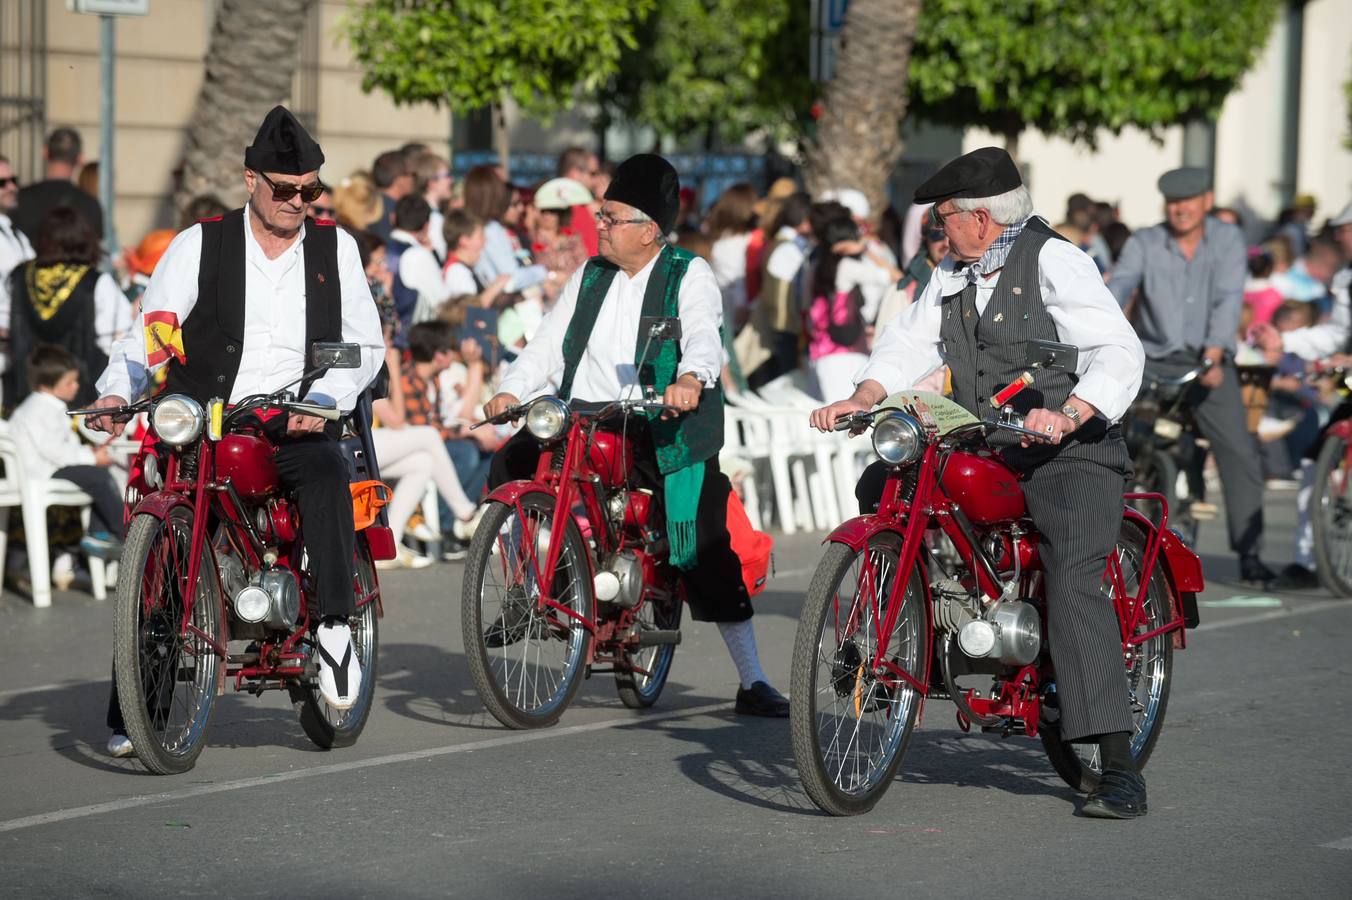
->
[558,245,724,570]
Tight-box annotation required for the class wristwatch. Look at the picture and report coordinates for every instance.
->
[1060,403,1082,426]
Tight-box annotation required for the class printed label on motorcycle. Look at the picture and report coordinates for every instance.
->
[880,390,979,435]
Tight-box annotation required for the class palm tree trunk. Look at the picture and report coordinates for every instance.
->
[804,0,924,226]
[175,0,310,216]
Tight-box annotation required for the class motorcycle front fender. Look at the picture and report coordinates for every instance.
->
[484,480,555,508]
[130,489,194,522]
[824,514,904,551]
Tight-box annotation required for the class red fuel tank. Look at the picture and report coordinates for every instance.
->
[941,450,1026,524]
[587,431,635,487]
[214,434,281,499]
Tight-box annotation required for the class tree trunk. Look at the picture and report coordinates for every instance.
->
[175,0,309,216]
[493,99,511,177]
[804,0,924,227]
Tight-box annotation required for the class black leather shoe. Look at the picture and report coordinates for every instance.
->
[1272,563,1320,591]
[1238,555,1276,587]
[1081,769,1148,819]
[735,681,790,717]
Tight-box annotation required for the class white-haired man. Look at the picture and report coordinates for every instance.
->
[810,147,1150,819]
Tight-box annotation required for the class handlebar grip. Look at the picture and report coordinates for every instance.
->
[832,416,857,431]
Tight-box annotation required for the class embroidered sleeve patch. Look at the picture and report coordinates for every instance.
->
[144,310,186,366]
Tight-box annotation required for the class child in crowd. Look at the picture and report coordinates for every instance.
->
[9,345,125,559]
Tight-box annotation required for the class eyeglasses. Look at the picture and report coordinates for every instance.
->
[310,205,335,218]
[253,169,325,203]
[0,177,17,188]
[594,210,650,229]
[931,206,969,231]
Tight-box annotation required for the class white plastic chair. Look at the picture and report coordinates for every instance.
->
[0,429,108,608]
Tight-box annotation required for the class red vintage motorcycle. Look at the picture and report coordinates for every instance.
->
[73,344,395,775]
[461,396,685,729]
[790,390,1204,816]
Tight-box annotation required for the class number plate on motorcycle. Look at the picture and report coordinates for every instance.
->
[881,391,980,435]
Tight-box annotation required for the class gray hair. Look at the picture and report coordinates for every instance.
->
[628,207,668,245]
[952,184,1034,225]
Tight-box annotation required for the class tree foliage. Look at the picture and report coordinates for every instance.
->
[908,0,1282,146]
[343,0,654,120]
[598,0,815,145]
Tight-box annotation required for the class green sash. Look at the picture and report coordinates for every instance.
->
[558,246,724,569]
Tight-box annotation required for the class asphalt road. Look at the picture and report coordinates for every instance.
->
[1,489,1349,898]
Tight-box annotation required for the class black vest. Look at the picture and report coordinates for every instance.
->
[165,208,342,404]
[5,262,106,408]
[939,218,1120,470]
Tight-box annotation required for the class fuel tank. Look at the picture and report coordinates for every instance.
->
[214,434,281,499]
[587,431,635,487]
[941,450,1026,525]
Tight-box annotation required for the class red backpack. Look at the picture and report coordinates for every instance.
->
[726,491,772,598]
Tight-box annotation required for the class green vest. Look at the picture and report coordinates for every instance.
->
[557,245,724,569]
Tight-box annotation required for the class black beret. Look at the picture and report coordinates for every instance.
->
[1157,167,1211,200]
[245,105,324,175]
[604,153,680,234]
[914,146,1022,205]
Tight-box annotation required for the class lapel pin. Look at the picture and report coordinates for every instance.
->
[964,310,972,319]
[317,272,326,283]
[1022,313,1030,320]
[1012,286,1022,295]
[993,312,1004,323]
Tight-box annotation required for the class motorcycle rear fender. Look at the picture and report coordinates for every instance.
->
[130,489,194,522]
[1122,507,1203,637]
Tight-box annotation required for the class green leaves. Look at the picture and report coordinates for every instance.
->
[908,0,1282,145]
[343,0,655,119]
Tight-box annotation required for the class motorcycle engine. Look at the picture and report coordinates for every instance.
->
[957,599,1042,667]
[594,550,645,609]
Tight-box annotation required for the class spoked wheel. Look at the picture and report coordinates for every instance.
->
[1041,519,1174,792]
[462,494,593,729]
[614,592,682,709]
[296,545,380,749]
[113,508,223,775]
[1312,433,1352,596]
[790,536,927,816]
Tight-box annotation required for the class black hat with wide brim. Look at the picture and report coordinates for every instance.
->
[604,153,680,234]
[914,146,1022,205]
[245,105,325,175]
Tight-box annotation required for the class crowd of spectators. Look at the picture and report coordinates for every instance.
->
[2,123,1352,586]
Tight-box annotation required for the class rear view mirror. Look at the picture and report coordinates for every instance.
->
[1024,339,1078,372]
[310,342,362,371]
[639,316,682,342]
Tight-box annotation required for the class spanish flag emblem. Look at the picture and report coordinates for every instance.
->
[144,310,186,366]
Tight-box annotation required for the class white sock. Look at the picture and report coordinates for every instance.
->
[718,619,768,690]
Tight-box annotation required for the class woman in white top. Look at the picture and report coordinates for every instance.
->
[707,183,759,330]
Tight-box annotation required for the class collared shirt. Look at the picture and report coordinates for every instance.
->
[856,235,1144,423]
[9,389,95,480]
[0,211,36,329]
[1282,266,1352,360]
[497,250,723,403]
[97,205,383,411]
[391,227,456,315]
[1106,217,1246,357]
[960,216,1028,282]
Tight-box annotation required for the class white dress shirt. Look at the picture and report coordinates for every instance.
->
[9,390,95,480]
[97,205,383,412]
[498,250,724,403]
[0,211,35,325]
[1281,268,1352,360]
[391,227,456,313]
[857,237,1144,422]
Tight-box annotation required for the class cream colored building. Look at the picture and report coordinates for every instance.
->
[2,0,1349,249]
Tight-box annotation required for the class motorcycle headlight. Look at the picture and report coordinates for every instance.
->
[151,395,205,448]
[525,396,570,442]
[871,412,925,466]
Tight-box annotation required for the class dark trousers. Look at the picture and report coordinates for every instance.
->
[273,434,357,619]
[856,444,1135,742]
[53,465,125,537]
[488,428,752,622]
[1150,357,1264,556]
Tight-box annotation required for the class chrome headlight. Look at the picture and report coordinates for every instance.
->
[871,412,925,465]
[151,395,205,447]
[525,396,570,441]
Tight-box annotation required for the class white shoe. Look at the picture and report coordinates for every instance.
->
[408,521,441,543]
[451,507,484,542]
[315,620,363,710]
[376,545,434,571]
[107,733,135,758]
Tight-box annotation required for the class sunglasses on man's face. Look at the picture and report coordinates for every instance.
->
[310,205,335,218]
[253,169,325,204]
[0,176,17,188]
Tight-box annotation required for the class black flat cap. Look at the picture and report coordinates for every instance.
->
[604,153,680,234]
[1157,167,1211,200]
[245,105,324,175]
[914,147,1022,204]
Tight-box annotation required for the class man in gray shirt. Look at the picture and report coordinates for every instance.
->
[1108,167,1272,584]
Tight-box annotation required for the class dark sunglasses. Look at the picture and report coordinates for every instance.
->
[310,205,335,218]
[0,177,17,188]
[253,169,325,203]
[924,227,947,242]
